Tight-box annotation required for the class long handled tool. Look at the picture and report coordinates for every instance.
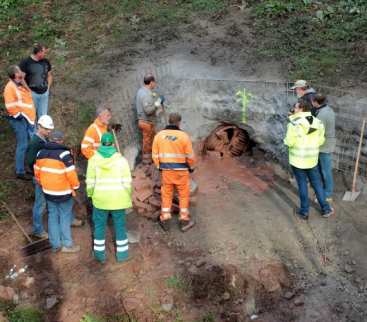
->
[112,129,121,153]
[1,202,51,256]
[343,118,366,201]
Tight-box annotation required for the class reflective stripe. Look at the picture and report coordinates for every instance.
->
[5,101,33,109]
[11,112,21,118]
[93,178,132,183]
[94,186,130,191]
[59,151,70,159]
[94,239,105,245]
[161,208,171,212]
[81,144,89,149]
[180,208,189,213]
[158,153,193,158]
[116,239,128,246]
[83,136,95,143]
[92,124,102,140]
[93,143,100,147]
[72,185,80,189]
[116,245,129,252]
[65,165,76,172]
[39,167,66,174]
[94,245,105,251]
[43,188,72,195]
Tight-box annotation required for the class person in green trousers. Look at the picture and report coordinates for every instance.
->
[86,132,132,263]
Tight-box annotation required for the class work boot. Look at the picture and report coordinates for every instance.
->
[33,231,48,239]
[71,218,84,227]
[61,245,80,253]
[159,219,171,232]
[179,219,195,232]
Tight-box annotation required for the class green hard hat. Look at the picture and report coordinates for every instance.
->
[101,132,115,145]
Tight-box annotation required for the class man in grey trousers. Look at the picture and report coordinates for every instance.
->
[312,94,336,201]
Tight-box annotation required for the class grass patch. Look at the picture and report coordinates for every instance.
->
[7,306,44,322]
[165,275,188,291]
[250,0,367,83]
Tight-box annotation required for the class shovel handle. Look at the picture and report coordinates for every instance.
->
[1,201,33,243]
[352,119,366,192]
[112,129,121,154]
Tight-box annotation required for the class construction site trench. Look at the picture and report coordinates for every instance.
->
[2,18,367,322]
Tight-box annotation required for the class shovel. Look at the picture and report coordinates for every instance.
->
[1,202,51,256]
[343,118,366,201]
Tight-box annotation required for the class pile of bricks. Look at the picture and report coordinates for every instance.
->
[132,163,198,219]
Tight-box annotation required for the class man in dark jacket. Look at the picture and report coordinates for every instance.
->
[26,115,54,238]
[312,94,336,201]
[35,131,80,252]
[291,80,317,109]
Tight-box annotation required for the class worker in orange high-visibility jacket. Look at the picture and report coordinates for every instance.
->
[152,112,195,232]
[35,130,81,253]
[81,105,112,159]
[3,65,36,180]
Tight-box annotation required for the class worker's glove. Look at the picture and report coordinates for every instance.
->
[189,168,195,173]
[110,123,122,132]
[160,95,165,105]
[154,98,162,108]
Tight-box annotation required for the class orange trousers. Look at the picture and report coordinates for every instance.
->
[160,170,190,222]
[138,120,155,160]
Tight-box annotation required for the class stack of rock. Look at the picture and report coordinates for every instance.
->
[132,163,198,219]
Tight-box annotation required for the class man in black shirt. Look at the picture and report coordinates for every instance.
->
[19,44,52,119]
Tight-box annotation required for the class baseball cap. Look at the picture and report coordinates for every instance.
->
[291,80,308,90]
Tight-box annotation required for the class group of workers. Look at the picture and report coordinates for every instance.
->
[285,80,336,220]
[3,44,195,263]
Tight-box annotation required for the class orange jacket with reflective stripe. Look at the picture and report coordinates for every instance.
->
[152,125,195,170]
[81,118,107,159]
[3,80,36,125]
[35,142,80,202]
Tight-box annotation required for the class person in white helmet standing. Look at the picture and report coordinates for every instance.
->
[26,115,54,238]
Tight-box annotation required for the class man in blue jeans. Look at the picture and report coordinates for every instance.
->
[312,94,336,201]
[26,115,54,238]
[20,44,52,118]
[3,65,36,180]
[284,100,334,220]
[35,131,80,253]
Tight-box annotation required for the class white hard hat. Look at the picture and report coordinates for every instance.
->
[38,115,54,130]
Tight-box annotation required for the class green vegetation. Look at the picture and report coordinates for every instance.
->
[7,306,44,322]
[251,0,367,83]
[165,275,188,291]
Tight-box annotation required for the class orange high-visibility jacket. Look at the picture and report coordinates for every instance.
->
[35,142,80,202]
[3,80,36,125]
[152,125,195,170]
[81,118,107,159]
